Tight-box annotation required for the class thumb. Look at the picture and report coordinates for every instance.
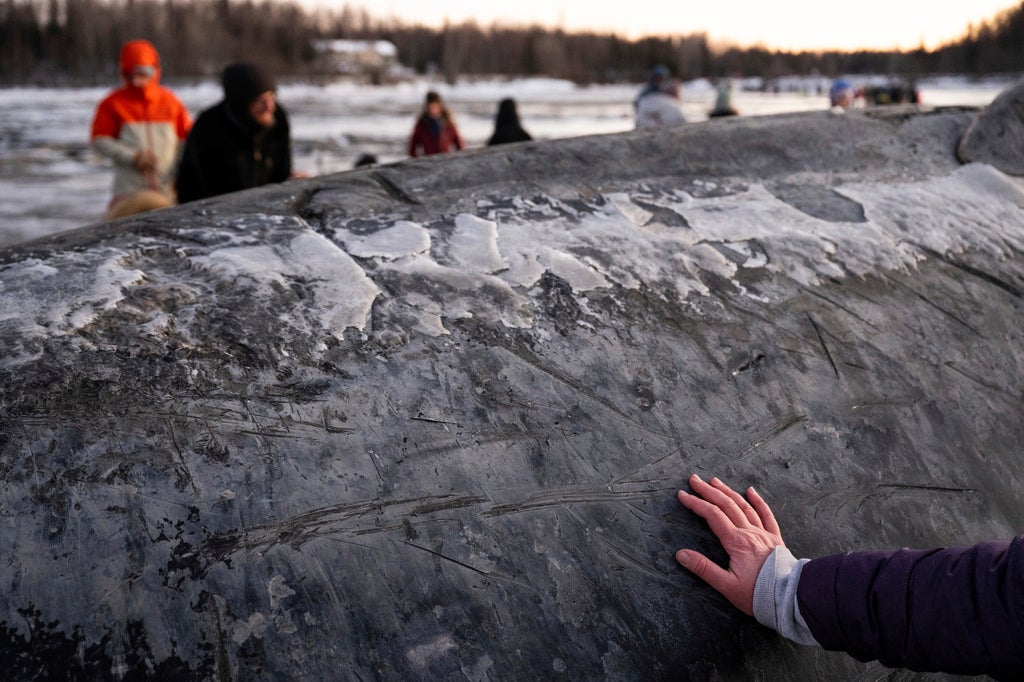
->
[675,549,734,593]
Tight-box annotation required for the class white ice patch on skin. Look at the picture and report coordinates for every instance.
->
[268,575,295,610]
[0,249,142,356]
[381,254,532,332]
[449,214,507,274]
[13,261,59,282]
[839,163,1024,263]
[231,612,268,644]
[662,165,1024,289]
[194,231,381,335]
[670,184,872,287]
[335,220,431,260]
[406,634,458,670]
[0,253,145,338]
[497,203,717,299]
[606,192,653,227]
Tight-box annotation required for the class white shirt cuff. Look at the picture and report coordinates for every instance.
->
[752,546,819,646]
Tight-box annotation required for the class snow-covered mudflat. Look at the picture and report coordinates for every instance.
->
[0,74,1014,247]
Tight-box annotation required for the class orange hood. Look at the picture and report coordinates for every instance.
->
[119,40,161,90]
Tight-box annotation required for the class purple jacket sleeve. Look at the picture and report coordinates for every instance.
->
[796,535,1024,680]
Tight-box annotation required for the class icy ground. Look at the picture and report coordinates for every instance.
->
[0,75,1012,248]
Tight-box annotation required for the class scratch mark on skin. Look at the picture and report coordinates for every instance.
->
[482,486,674,518]
[402,540,534,591]
[612,447,683,485]
[367,451,385,485]
[917,245,1024,299]
[798,284,880,330]
[496,342,670,439]
[370,170,422,205]
[399,431,545,460]
[741,414,808,458]
[410,413,460,426]
[730,353,766,377]
[165,493,489,583]
[849,398,915,412]
[589,530,677,585]
[18,421,41,489]
[403,541,487,574]
[731,304,808,345]
[885,277,983,337]
[809,482,977,518]
[322,408,355,434]
[164,481,681,583]
[560,428,604,477]
[942,361,1011,396]
[806,314,839,378]
[876,483,977,493]
[166,418,198,494]
[236,429,305,440]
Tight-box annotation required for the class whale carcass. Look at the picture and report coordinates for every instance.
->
[1,96,1023,679]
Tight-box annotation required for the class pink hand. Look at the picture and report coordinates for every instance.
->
[675,474,784,615]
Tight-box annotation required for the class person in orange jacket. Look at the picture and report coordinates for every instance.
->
[90,40,192,219]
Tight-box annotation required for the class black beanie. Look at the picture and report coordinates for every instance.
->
[222,63,276,112]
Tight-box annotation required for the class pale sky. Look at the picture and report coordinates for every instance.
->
[354,1,1018,51]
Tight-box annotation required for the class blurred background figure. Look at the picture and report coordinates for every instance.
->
[862,81,921,105]
[176,63,295,203]
[634,64,670,106]
[829,77,856,110]
[635,67,686,129]
[408,91,464,157]
[354,153,379,168]
[709,79,740,118]
[487,98,532,146]
[90,39,192,220]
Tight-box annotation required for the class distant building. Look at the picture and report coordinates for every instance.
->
[311,39,405,82]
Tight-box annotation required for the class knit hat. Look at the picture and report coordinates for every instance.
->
[829,78,854,106]
[649,65,670,82]
[222,63,276,112]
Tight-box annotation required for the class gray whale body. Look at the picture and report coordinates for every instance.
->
[1,100,1023,679]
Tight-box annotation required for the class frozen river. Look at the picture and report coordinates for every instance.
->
[0,75,1013,247]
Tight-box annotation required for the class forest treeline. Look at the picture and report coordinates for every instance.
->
[2,0,1024,85]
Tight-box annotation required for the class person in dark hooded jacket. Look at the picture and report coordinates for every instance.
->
[487,98,532,146]
[176,63,292,203]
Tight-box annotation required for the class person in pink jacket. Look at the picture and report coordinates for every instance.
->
[408,91,464,157]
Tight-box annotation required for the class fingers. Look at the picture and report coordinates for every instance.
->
[687,474,756,529]
[677,488,745,545]
[708,477,763,528]
[746,486,781,537]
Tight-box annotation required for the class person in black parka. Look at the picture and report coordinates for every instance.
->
[487,98,532,147]
[177,63,292,203]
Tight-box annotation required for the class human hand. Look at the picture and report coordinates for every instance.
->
[133,150,157,173]
[675,474,784,615]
